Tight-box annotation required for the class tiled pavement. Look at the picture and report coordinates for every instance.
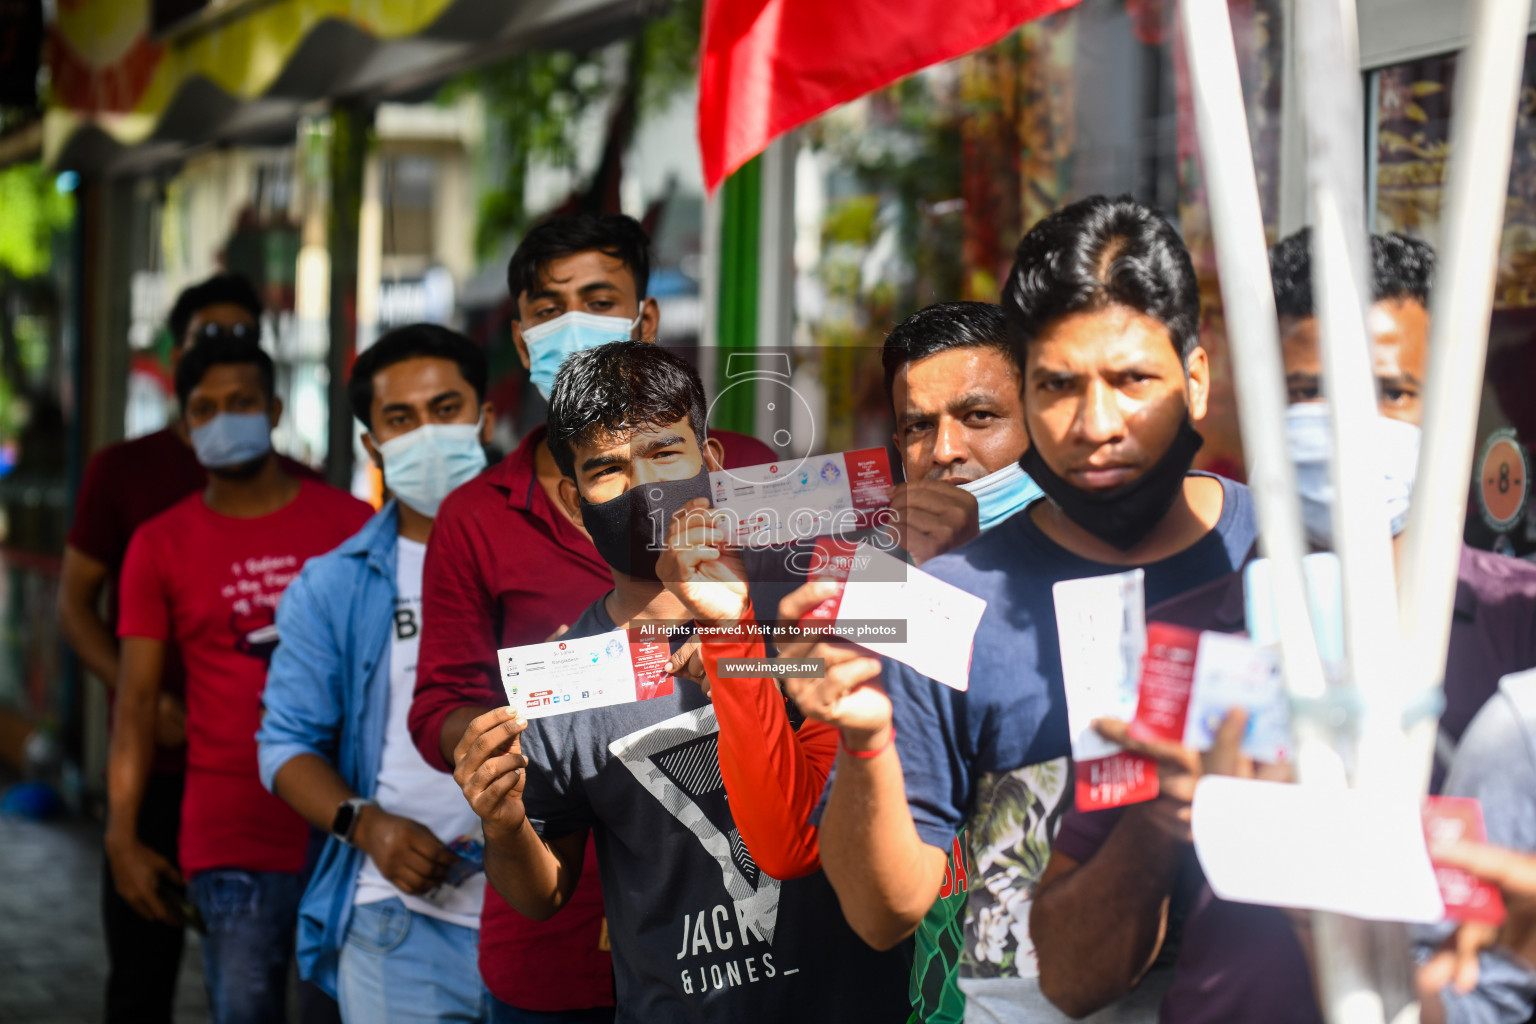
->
[0,803,208,1024]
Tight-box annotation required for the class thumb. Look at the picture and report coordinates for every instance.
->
[544,624,570,643]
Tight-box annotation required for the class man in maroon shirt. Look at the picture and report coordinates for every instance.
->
[58,273,319,1024]
[407,212,773,1022]
[1028,230,1536,1024]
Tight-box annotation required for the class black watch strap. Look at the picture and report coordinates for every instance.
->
[331,797,370,846]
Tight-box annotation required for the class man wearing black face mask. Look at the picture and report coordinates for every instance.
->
[774,195,1258,1023]
[452,341,912,1024]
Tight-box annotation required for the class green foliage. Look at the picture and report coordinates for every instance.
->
[0,164,72,280]
[447,0,703,257]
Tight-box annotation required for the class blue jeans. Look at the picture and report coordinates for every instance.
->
[188,869,303,1024]
[337,898,485,1023]
[486,996,615,1024]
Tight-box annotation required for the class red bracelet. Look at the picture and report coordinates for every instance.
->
[841,725,895,759]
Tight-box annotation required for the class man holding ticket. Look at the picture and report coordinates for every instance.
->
[406,212,772,1021]
[453,341,910,1023]
[1028,231,1536,1023]
[778,195,1257,1023]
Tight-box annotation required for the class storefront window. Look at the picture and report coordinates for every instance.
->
[793,0,1284,473]
[1371,37,1536,555]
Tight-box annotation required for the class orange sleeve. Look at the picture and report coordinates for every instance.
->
[702,607,838,880]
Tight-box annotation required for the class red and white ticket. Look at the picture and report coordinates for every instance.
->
[709,448,894,546]
[1422,796,1507,925]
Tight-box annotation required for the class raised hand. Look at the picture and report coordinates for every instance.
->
[776,581,892,749]
[453,707,532,843]
[657,497,750,626]
[884,481,980,566]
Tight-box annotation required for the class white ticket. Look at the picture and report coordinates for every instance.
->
[1193,777,1443,923]
[1053,570,1147,762]
[799,541,987,691]
[1183,631,1292,763]
[708,448,894,545]
[498,628,675,720]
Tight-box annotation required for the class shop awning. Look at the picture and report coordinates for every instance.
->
[46,0,645,175]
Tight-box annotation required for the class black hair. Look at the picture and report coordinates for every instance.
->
[546,340,707,480]
[174,335,276,408]
[1001,194,1201,364]
[1269,228,1436,319]
[506,212,652,316]
[167,273,263,348]
[347,323,488,430]
[881,302,1016,406]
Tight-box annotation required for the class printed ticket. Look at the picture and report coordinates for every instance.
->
[799,541,987,691]
[1053,569,1151,811]
[499,628,674,720]
[1422,796,1507,925]
[709,448,894,545]
[1182,631,1291,764]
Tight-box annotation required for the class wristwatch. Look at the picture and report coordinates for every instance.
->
[331,797,371,846]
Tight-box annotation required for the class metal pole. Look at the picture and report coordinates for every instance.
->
[1295,0,1406,804]
[326,99,373,491]
[1395,0,1533,796]
[1179,6,1372,1023]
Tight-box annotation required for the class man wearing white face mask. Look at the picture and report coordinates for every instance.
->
[257,324,496,1022]
[1026,229,1536,1024]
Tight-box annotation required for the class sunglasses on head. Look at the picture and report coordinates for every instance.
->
[191,321,258,344]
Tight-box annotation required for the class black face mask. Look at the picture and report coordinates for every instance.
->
[578,464,713,580]
[1020,416,1205,551]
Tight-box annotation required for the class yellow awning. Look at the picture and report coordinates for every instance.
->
[46,0,638,172]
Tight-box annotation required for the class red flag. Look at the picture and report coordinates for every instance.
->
[698,0,1082,191]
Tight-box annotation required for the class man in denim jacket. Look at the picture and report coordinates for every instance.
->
[258,324,494,1022]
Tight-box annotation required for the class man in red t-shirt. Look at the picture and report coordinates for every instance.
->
[107,335,371,1024]
[407,212,773,1020]
[58,273,320,1024]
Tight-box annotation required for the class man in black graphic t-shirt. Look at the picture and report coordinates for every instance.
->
[453,341,911,1023]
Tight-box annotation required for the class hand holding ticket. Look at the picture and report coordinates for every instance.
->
[797,541,986,691]
[709,448,894,546]
[499,628,674,720]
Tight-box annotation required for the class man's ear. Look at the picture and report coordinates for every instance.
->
[478,403,496,444]
[269,395,285,429]
[1184,346,1211,422]
[637,296,661,343]
[557,477,583,525]
[361,432,382,470]
[703,436,725,473]
[512,317,531,371]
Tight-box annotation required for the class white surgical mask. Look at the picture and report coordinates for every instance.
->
[522,311,643,400]
[376,418,488,518]
[957,460,1044,532]
[1284,403,1420,549]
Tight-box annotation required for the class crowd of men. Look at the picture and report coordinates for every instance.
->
[59,198,1536,1024]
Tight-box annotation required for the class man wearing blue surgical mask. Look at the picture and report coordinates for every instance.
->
[258,324,495,1022]
[109,336,372,1024]
[882,301,1039,565]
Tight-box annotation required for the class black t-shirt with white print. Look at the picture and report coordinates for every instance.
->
[519,593,913,1024]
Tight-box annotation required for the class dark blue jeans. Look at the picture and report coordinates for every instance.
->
[188,869,303,1024]
[486,997,615,1024]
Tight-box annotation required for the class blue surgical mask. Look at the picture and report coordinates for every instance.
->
[522,311,643,399]
[1284,402,1420,549]
[376,419,488,518]
[958,460,1044,532]
[189,412,273,469]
